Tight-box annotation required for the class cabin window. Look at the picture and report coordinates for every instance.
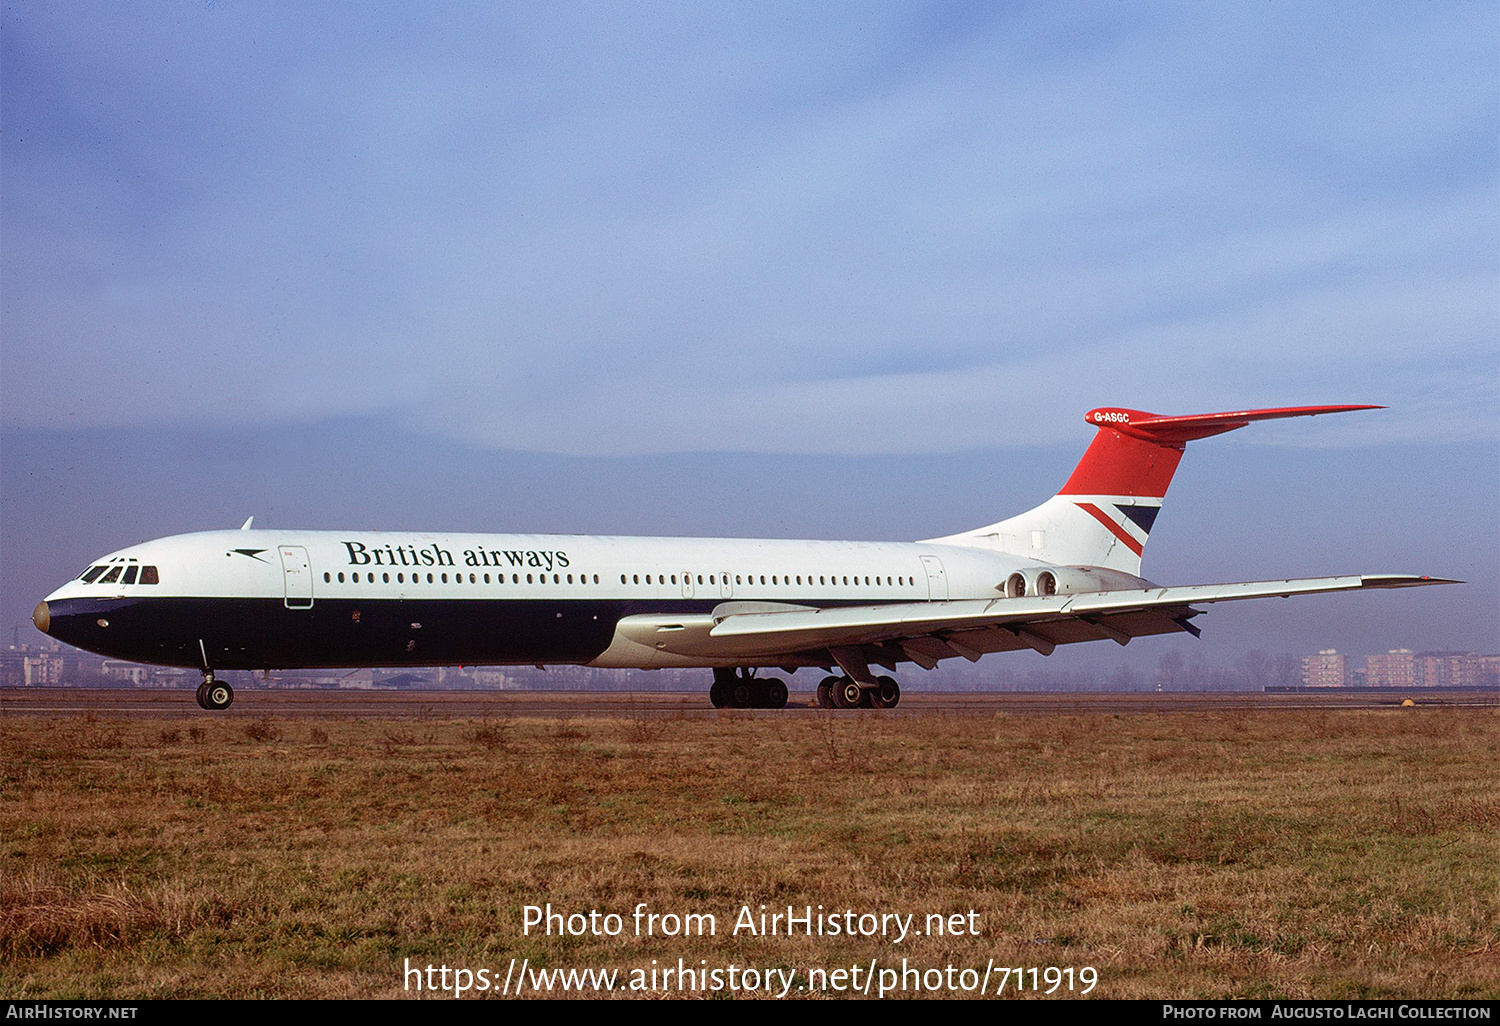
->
[140,565,159,585]
[427,573,434,583]
[324,573,332,583]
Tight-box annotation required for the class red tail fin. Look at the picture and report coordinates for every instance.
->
[1059,405,1382,499]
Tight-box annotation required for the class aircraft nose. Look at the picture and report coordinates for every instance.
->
[32,601,51,635]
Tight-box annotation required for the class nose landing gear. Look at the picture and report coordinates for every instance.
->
[195,671,234,711]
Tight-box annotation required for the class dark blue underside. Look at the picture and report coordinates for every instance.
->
[44,595,683,670]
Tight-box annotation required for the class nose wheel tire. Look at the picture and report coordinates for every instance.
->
[196,676,234,711]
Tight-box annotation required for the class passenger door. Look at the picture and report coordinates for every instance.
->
[279,546,313,609]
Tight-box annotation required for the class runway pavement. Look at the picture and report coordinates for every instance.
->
[2,686,1494,719]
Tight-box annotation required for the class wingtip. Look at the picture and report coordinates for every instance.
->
[1360,574,1464,588]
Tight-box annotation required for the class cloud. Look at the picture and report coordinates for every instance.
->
[3,3,1495,454]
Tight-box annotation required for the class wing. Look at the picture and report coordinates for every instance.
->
[697,574,1457,675]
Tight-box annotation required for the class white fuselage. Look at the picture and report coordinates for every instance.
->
[41,528,1104,672]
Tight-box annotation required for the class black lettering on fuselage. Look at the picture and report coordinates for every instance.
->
[349,542,560,570]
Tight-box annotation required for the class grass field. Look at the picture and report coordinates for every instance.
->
[2,707,1496,999]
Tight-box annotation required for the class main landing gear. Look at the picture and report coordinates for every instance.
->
[195,671,234,711]
[815,674,901,709]
[709,668,788,709]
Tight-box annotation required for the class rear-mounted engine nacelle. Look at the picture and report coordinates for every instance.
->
[1006,565,1151,598]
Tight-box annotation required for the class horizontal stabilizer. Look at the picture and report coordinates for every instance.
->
[1084,405,1384,445]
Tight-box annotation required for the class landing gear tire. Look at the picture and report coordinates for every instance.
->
[204,681,234,711]
[196,674,233,711]
[871,675,901,709]
[832,676,865,709]
[711,669,791,709]
[816,676,839,709]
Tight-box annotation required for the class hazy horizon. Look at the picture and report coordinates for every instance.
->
[3,4,1495,688]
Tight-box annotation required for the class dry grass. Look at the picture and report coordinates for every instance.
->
[0,708,1495,999]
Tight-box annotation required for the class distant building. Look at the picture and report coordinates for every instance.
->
[1415,651,1480,689]
[1365,649,1416,688]
[1302,649,1349,687]
[2,645,66,686]
[101,661,152,685]
[23,652,65,686]
[1481,655,1500,689]
[473,667,512,688]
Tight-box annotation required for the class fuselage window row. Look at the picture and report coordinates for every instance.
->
[317,571,603,587]
[309,566,917,592]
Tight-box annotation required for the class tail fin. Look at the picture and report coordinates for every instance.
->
[927,405,1380,576]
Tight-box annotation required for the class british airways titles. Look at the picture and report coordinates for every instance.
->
[342,541,571,572]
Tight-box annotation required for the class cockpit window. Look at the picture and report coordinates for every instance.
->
[99,566,123,584]
[140,566,159,585]
[80,566,106,583]
[122,566,138,585]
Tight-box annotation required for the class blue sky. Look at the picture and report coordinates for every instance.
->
[2,3,1496,669]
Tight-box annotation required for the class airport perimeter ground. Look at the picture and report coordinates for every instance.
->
[2,689,1496,1000]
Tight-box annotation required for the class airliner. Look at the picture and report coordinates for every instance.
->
[32,405,1454,711]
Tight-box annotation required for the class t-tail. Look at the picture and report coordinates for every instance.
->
[927,405,1381,577]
